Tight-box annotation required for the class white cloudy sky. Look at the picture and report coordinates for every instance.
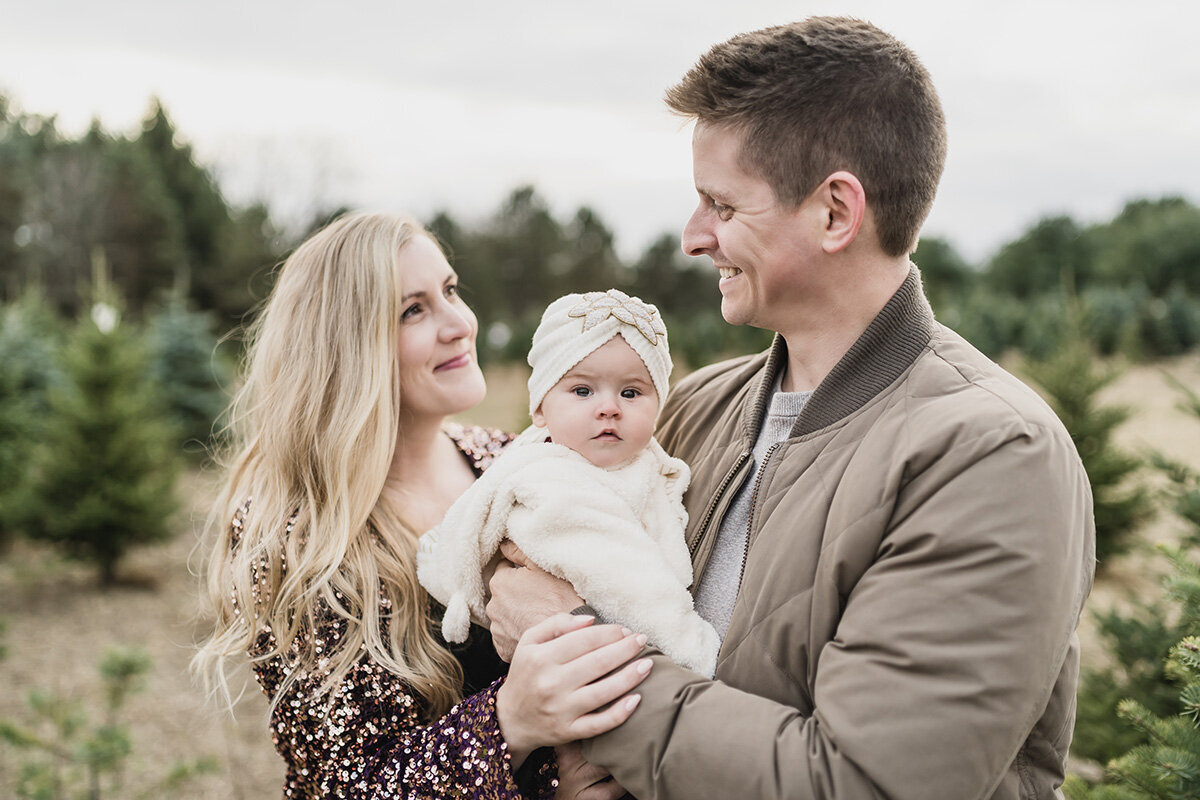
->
[1,0,1196,263]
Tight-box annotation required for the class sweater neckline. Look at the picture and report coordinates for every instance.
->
[741,265,935,442]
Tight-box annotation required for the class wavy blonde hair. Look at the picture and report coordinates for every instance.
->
[193,212,464,718]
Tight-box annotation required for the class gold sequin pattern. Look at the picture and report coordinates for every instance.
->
[234,426,556,798]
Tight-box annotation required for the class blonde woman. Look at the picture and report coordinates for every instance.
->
[194,212,649,799]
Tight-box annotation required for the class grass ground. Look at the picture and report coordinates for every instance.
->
[2,356,1199,796]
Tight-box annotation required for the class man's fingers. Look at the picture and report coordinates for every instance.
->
[499,538,532,567]
[575,779,628,800]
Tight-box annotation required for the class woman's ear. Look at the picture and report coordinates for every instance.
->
[817,170,866,254]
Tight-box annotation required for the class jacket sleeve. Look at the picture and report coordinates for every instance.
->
[582,425,1094,799]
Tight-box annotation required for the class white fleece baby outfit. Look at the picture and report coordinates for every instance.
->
[417,427,719,677]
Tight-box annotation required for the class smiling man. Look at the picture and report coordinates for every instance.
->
[488,17,1095,799]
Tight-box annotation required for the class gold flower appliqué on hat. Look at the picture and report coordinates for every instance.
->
[567,289,667,346]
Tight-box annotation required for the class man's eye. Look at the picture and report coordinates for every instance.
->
[714,202,734,220]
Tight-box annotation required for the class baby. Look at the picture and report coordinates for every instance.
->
[418,289,719,677]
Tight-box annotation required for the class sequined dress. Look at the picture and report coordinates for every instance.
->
[239,423,556,799]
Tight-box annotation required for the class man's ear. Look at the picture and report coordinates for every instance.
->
[817,170,866,254]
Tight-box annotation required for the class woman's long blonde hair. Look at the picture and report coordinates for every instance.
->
[193,212,464,718]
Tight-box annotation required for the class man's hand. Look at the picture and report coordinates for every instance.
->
[554,742,628,800]
[487,540,583,661]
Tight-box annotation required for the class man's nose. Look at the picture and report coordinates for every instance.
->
[682,203,717,257]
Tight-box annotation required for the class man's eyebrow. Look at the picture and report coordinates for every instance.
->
[696,184,734,204]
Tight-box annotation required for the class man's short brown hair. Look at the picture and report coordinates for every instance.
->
[667,17,946,257]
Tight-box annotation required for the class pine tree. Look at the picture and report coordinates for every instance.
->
[1023,333,1151,565]
[1066,549,1200,800]
[22,298,179,584]
[144,292,230,456]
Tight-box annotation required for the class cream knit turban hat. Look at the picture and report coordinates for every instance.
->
[527,289,671,418]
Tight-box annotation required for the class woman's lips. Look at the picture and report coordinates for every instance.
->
[434,353,471,371]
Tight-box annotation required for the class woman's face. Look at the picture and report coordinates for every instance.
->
[395,235,486,423]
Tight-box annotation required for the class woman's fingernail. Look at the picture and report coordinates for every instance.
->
[625,694,642,711]
[636,658,653,674]
[635,634,648,647]
[621,627,633,636]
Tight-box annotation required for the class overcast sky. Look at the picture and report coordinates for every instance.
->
[1,0,1196,264]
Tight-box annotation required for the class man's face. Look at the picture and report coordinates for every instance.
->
[682,123,823,335]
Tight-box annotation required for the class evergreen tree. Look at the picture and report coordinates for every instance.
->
[1066,549,1200,800]
[1023,333,1150,565]
[144,292,230,456]
[22,298,179,584]
[0,292,62,548]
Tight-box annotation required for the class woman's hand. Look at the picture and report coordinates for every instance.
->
[495,613,651,768]
[554,742,628,800]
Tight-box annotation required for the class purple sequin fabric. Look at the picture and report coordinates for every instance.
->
[239,424,556,799]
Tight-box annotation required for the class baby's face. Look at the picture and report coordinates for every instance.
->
[532,336,659,469]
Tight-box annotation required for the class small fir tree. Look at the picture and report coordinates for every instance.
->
[144,292,230,457]
[0,293,61,548]
[1024,333,1151,565]
[1066,549,1200,800]
[0,647,218,799]
[22,298,179,584]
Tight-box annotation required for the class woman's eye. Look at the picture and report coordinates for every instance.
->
[401,303,423,321]
[445,284,459,298]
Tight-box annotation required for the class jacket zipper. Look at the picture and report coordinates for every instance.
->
[738,442,783,586]
[689,450,752,559]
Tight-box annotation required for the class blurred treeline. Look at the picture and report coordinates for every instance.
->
[3,95,1199,373]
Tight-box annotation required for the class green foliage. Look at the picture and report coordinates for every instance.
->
[1092,198,1200,296]
[912,236,974,314]
[0,647,217,799]
[144,292,231,455]
[1023,335,1150,565]
[985,215,1095,299]
[1074,601,1188,766]
[21,301,180,584]
[0,292,62,546]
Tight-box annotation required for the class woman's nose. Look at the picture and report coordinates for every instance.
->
[439,304,473,341]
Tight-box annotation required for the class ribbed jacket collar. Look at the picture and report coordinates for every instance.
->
[741,265,934,441]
